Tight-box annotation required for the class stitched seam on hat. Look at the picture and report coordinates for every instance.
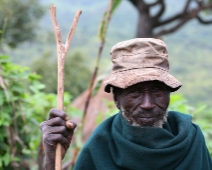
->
[104,72,182,88]
[106,76,180,88]
[122,52,159,56]
[113,66,168,73]
[113,52,165,59]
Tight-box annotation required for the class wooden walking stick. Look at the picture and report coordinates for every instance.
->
[50,4,82,170]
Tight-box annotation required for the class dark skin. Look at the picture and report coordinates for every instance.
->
[40,81,170,169]
[113,81,170,127]
[40,109,76,169]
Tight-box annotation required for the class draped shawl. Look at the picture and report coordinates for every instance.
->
[74,111,212,170]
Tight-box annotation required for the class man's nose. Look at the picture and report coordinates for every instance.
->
[140,94,155,110]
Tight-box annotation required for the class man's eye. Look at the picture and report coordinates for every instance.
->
[127,90,141,96]
[152,86,167,94]
[152,87,160,91]
[132,89,141,94]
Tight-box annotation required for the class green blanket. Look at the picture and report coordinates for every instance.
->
[74,111,212,170]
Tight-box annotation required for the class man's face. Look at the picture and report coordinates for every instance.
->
[114,81,170,128]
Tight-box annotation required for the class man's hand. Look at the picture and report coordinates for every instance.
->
[40,108,77,170]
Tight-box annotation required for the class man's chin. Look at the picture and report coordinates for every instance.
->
[131,112,168,128]
[132,118,165,128]
[120,105,168,128]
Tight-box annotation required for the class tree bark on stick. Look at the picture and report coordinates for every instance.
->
[50,4,82,170]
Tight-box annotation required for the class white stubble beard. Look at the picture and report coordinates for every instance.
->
[120,105,168,128]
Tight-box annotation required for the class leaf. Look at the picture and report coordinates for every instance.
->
[29,81,45,93]
[98,12,107,40]
[64,92,72,105]
[98,0,122,40]
[28,73,41,81]
[111,0,122,15]
[12,84,25,93]
[0,55,9,63]
[3,152,11,166]
[11,156,20,162]
[0,111,11,126]
[69,106,83,118]
[96,114,103,125]
[0,95,4,105]
[75,127,84,149]
[192,104,207,116]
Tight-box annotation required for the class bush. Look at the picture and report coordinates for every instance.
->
[0,55,75,169]
[169,94,212,156]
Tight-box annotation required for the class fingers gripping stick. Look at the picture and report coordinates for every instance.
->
[50,4,82,170]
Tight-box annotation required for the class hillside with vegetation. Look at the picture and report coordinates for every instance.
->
[1,1,212,169]
[5,0,212,106]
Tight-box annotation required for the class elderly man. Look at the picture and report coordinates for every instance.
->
[40,38,212,170]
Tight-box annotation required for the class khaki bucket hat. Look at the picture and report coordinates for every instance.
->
[104,38,182,93]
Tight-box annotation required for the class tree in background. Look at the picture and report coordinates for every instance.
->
[0,0,44,48]
[31,52,92,99]
[127,0,212,37]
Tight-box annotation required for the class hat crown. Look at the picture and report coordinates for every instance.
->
[110,38,169,73]
[103,38,182,93]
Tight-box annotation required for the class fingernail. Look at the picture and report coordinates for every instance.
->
[66,121,74,129]
[70,121,77,129]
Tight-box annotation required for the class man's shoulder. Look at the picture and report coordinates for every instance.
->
[163,111,192,132]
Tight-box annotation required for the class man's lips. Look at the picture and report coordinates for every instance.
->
[134,116,155,122]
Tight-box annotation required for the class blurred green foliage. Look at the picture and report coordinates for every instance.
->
[31,51,92,99]
[4,1,211,107]
[0,0,44,48]
[0,55,40,169]
[0,55,76,169]
[170,94,212,157]
[98,0,122,41]
[0,55,211,170]
[0,1,211,168]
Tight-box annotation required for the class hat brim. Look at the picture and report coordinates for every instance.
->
[104,68,182,93]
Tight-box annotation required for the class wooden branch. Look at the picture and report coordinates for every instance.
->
[37,138,45,170]
[102,0,113,41]
[128,0,150,13]
[183,0,192,13]
[153,0,191,27]
[196,15,212,24]
[62,148,79,170]
[154,13,183,27]
[128,0,139,7]
[152,0,165,20]
[50,4,82,170]
[65,10,82,54]
[129,0,162,8]
[153,4,212,37]
[148,0,164,7]
[153,15,191,37]
[82,0,113,132]
[154,2,212,27]
[195,0,204,7]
